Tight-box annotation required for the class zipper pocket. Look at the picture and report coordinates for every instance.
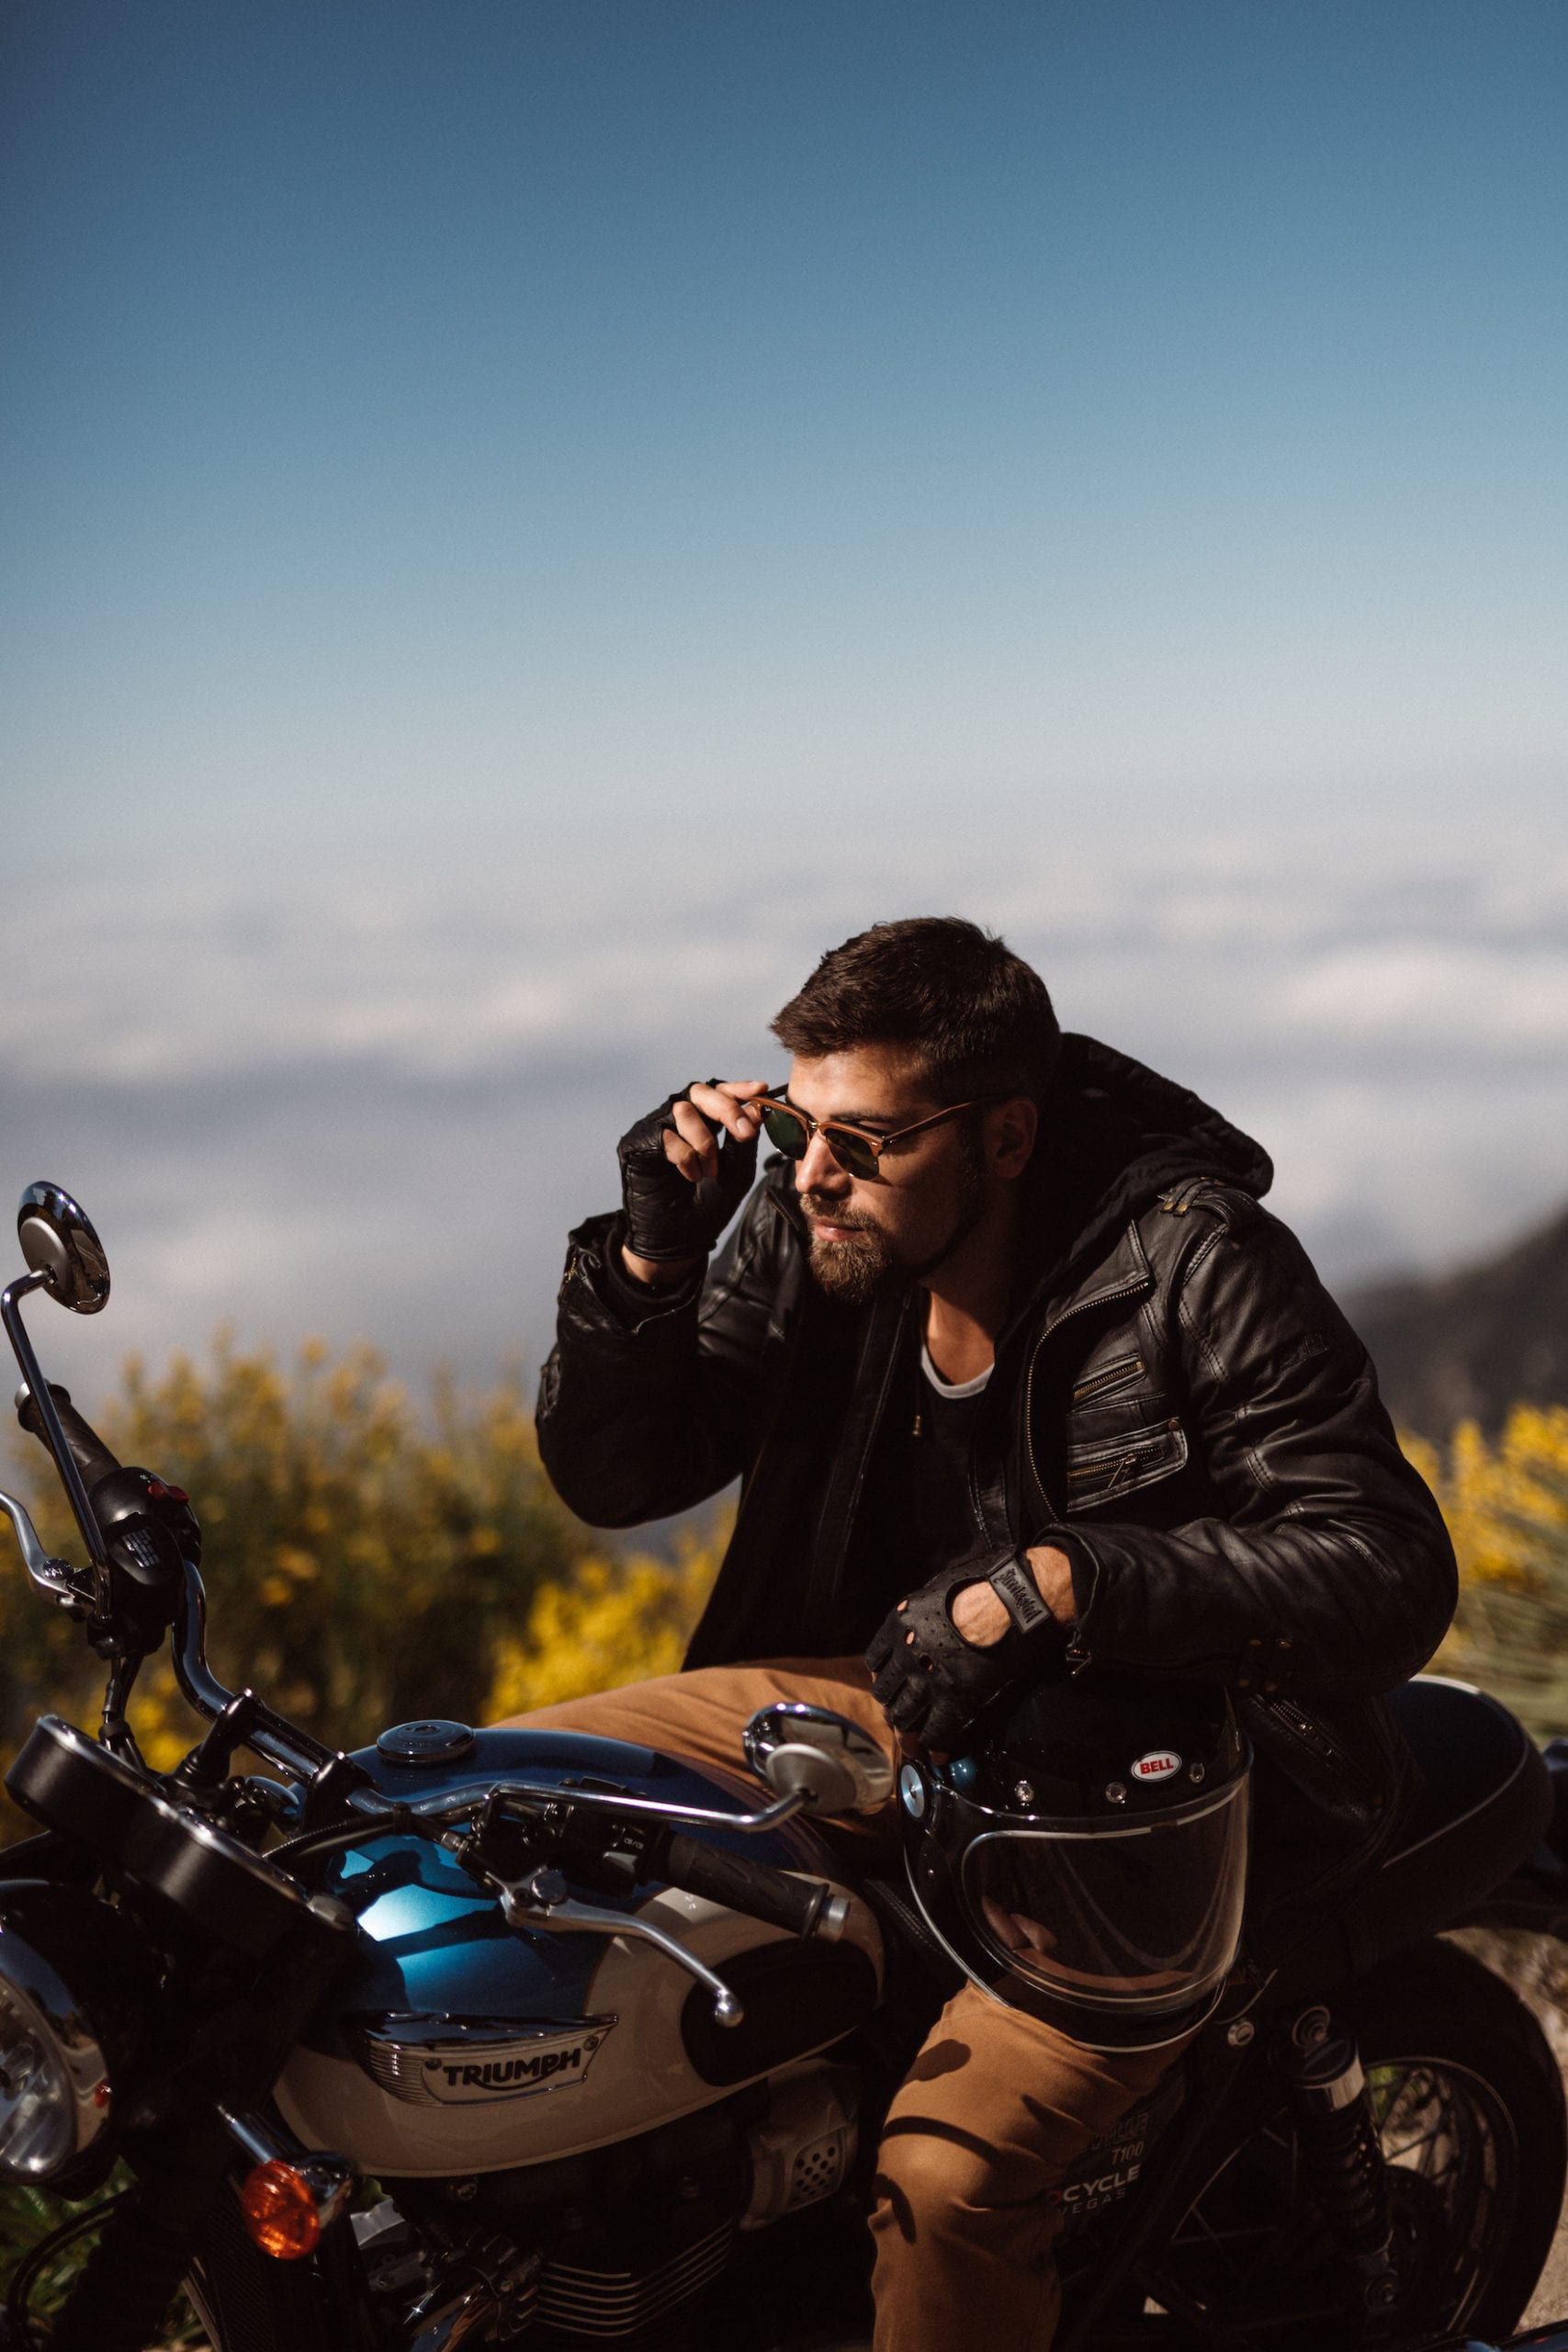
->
[1023,1272,1155,1510]
[1066,1418,1179,1464]
[1071,1353,1145,1406]
[1063,1419,1186,1506]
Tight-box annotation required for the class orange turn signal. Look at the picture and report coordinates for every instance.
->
[239,2159,323,2260]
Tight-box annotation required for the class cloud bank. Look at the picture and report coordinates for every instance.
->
[6,808,1565,1405]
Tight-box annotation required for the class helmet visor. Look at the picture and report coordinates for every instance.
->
[960,1778,1249,2019]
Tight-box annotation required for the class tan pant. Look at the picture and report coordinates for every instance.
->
[501,1659,1179,2351]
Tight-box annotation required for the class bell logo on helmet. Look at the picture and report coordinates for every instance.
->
[1132,1750,1181,1782]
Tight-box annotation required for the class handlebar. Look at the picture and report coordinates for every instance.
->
[0,1374,853,1932]
[16,1381,122,1491]
[658,1831,845,1939]
[8,1374,339,1791]
[274,1792,850,1945]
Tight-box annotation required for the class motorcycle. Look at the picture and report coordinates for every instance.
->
[4,1179,1568,2352]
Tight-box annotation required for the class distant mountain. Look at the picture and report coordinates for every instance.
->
[1349,1203,1568,1439]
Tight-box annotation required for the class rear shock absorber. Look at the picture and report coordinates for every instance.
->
[1280,2006,1398,2319]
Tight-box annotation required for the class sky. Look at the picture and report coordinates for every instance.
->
[2,0,1564,1411]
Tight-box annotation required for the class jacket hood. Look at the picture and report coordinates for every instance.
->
[1021,1033,1272,1295]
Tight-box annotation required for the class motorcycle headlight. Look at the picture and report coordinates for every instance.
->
[0,1883,152,2183]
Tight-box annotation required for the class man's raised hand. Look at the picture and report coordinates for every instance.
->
[618,1080,770,1285]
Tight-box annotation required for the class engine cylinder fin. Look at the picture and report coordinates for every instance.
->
[535,2217,735,2335]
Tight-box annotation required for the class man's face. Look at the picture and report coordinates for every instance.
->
[784,1046,989,1303]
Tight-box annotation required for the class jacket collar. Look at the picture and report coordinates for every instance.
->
[1037,1215,1155,1340]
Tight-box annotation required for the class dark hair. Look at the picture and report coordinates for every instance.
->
[770,917,1061,1106]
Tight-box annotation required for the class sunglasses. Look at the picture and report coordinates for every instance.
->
[754,1089,998,1182]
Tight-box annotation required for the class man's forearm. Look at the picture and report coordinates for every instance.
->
[540,1206,773,1530]
[949,1545,1077,1645]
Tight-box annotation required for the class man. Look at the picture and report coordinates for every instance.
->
[522,916,1456,2349]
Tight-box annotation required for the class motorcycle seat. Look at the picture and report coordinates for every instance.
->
[1264,1675,1551,2004]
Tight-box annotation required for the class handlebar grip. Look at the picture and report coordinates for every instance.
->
[660,1833,836,1939]
[15,1382,122,1490]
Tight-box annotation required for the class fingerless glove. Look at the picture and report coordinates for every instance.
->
[616,1086,759,1263]
[863,1546,1067,1751]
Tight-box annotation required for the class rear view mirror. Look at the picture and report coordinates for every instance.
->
[742,1702,894,1816]
[17,1185,110,1316]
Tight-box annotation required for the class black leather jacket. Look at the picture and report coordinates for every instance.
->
[536,1035,1458,1950]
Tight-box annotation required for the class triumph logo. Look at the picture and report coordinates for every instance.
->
[355,2016,616,2107]
[425,2035,602,2103]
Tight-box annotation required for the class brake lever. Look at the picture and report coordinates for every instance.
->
[0,1488,92,1615]
[495,1865,745,2028]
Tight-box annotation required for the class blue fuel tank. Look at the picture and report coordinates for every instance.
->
[273,1727,882,2177]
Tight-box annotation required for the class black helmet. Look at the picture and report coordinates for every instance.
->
[899,1673,1250,2051]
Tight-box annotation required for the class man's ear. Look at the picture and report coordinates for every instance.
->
[988,1095,1038,1180]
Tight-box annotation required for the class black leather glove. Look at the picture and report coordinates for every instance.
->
[863,1548,1067,1751]
[616,1085,760,1265]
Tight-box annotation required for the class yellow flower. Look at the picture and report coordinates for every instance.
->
[488,1530,724,1719]
[1406,1405,1568,1736]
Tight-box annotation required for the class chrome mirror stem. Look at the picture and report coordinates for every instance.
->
[2,1272,109,1596]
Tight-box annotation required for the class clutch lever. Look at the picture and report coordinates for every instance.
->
[495,1865,744,2028]
[0,1487,93,1614]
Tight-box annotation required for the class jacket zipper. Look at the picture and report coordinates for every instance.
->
[1022,1271,1156,1677]
[1023,1275,1155,1512]
[1071,1353,1145,1405]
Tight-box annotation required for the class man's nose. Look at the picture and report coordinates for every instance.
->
[795,1131,848,1192]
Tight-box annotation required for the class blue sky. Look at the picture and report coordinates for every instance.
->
[2,2,1564,1399]
[5,0,1562,848]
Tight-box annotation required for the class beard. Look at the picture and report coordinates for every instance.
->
[803,1134,988,1305]
[804,1214,901,1305]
